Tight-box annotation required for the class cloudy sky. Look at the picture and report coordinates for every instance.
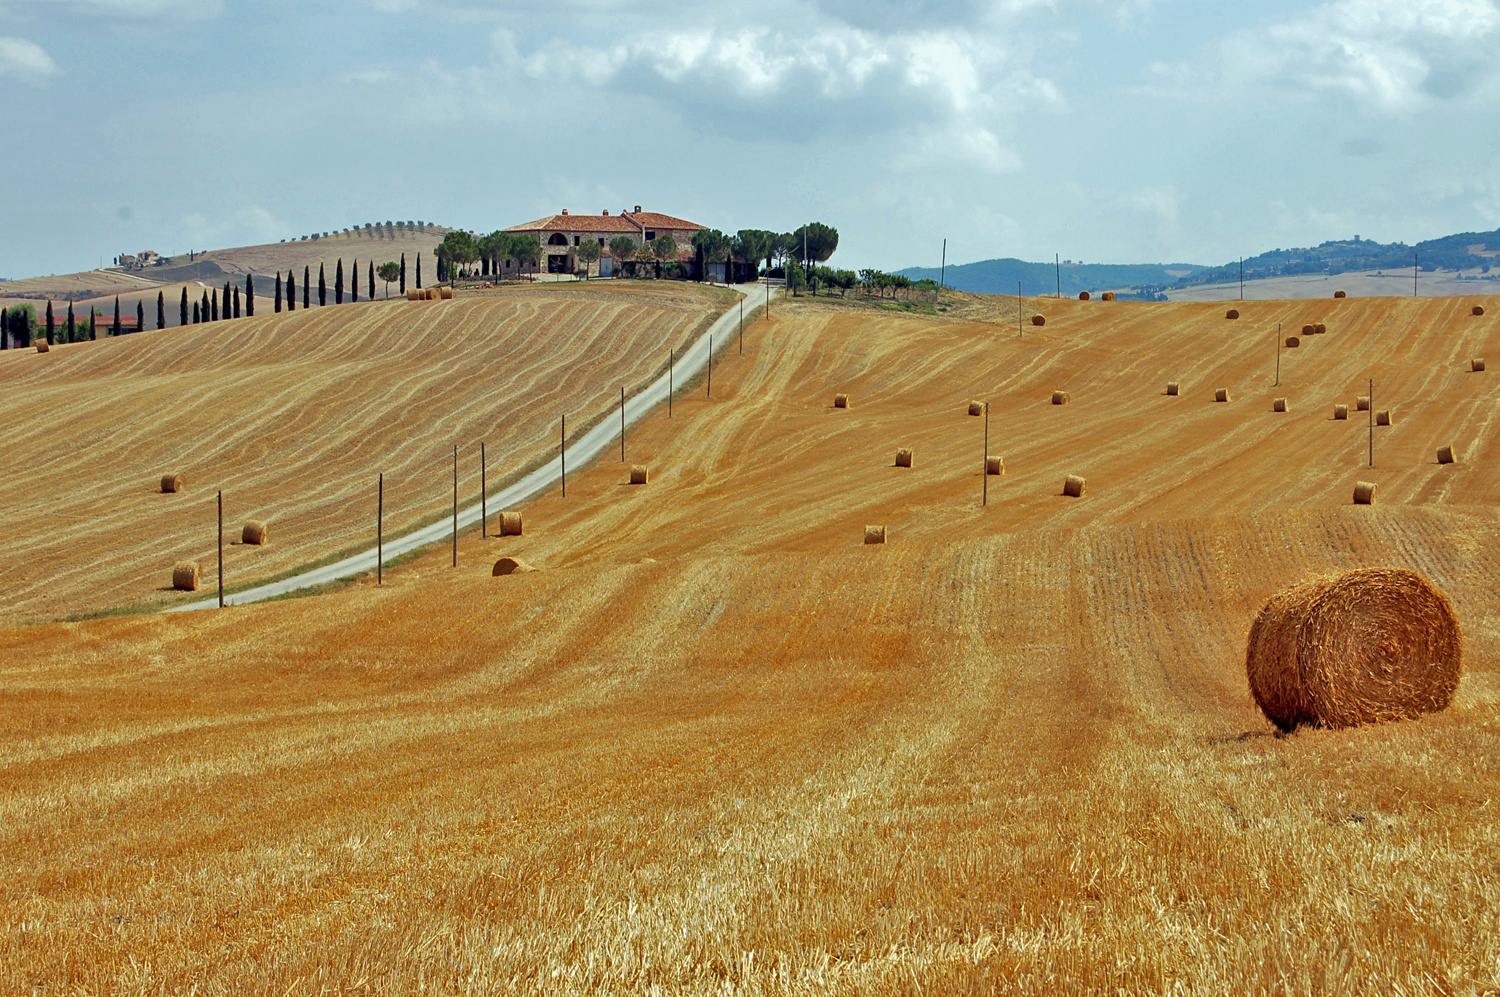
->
[2,0,1498,277]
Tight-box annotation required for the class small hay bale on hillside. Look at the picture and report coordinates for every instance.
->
[440,287,454,300]
[1215,387,1231,402]
[160,473,184,494]
[1437,445,1457,464]
[1079,291,1091,301]
[1032,315,1046,326]
[1334,290,1347,298]
[406,288,423,301]
[1052,390,1070,405]
[1102,291,1115,301]
[492,556,535,576]
[1274,398,1288,412]
[1063,474,1086,498]
[1166,382,1180,396]
[1286,337,1301,348]
[1473,305,1485,316]
[968,400,984,416]
[172,561,200,591]
[630,465,649,485]
[834,393,849,409]
[1472,358,1486,372]
[1376,410,1392,426]
[864,525,887,545]
[1302,324,1315,336]
[499,511,523,536]
[1356,396,1370,411]
[35,341,50,354]
[1226,309,1240,320]
[425,287,440,300]
[1334,404,1349,420]
[1315,323,1327,334]
[1353,481,1377,505]
[1244,568,1461,731]
[241,521,268,546]
[986,455,1004,476]
[895,448,913,468]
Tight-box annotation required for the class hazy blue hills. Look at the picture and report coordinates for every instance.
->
[895,259,1204,298]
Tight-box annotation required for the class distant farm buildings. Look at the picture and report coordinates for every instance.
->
[505,207,706,278]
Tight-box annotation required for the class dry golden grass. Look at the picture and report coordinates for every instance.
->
[3,292,1500,993]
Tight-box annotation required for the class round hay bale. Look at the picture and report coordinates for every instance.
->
[894,448,913,468]
[864,525,887,545]
[1031,314,1046,327]
[1063,474,1086,498]
[1051,390,1070,405]
[172,561,200,591]
[967,400,984,416]
[986,455,1004,476]
[1315,323,1327,334]
[160,473,184,494]
[1274,398,1288,413]
[1334,404,1349,420]
[1166,382,1180,396]
[1471,358,1485,372]
[1079,291,1091,301]
[1473,305,1484,316]
[499,511,523,536]
[440,287,454,300]
[1376,410,1391,427]
[1226,309,1240,320]
[492,556,535,576]
[406,288,423,301]
[1101,291,1115,302]
[1215,387,1231,402]
[1353,480,1376,505]
[241,520,268,546]
[1334,290,1347,299]
[630,465,649,485]
[1356,396,1370,411]
[1437,444,1457,464]
[1286,336,1301,348]
[425,287,440,300]
[35,341,50,353]
[1302,324,1315,336]
[1244,568,1461,731]
[834,393,849,409]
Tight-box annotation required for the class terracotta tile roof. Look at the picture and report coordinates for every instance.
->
[505,214,640,234]
[623,211,705,232]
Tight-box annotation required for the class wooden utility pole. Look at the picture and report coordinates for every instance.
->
[560,415,567,497]
[620,386,626,461]
[707,334,713,397]
[377,473,383,586]
[1056,254,1061,298]
[940,238,947,291]
[452,445,458,567]
[739,298,744,355]
[1414,254,1419,297]
[480,442,487,538]
[1018,281,1024,338]
[669,349,674,418]
[1276,323,1281,386]
[217,490,224,609]
[1240,258,1244,300]
[1369,378,1374,467]
[983,402,990,507]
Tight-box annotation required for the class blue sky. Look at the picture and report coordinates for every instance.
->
[2,0,1498,277]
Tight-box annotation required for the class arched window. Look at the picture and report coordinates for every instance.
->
[548,233,568,246]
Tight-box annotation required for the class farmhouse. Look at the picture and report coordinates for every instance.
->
[505,206,705,277]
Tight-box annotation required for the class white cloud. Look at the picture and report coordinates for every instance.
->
[0,35,55,83]
[180,206,283,247]
[9,0,222,16]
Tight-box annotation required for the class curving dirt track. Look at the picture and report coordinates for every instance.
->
[0,281,734,622]
[3,291,1500,993]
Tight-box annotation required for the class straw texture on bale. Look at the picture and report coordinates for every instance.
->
[1315,323,1327,334]
[1102,291,1115,301]
[1353,481,1377,505]
[406,288,423,301]
[1052,390,1070,405]
[1079,292,1090,301]
[864,525,887,545]
[1063,474,1086,498]
[492,556,535,576]
[440,287,454,300]
[968,401,984,416]
[1274,398,1288,413]
[986,455,1004,476]
[1215,387,1231,402]
[425,287,440,300]
[1437,445,1457,464]
[1244,568,1462,732]
[1302,325,1315,336]
[894,448,913,468]
[629,465,649,485]
[1166,382,1180,396]
[1334,404,1349,420]
[499,511,523,536]
[35,341,50,353]
[160,473,184,494]
[172,561,200,591]
[1286,337,1301,348]
[1334,290,1347,298]
[241,521,268,546]
[1226,309,1240,320]
[1473,305,1485,316]
[1376,410,1391,426]
[1031,315,1045,326]
[1471,358,1485,372]
[1356,396,1370,411]
[834,393,849,409]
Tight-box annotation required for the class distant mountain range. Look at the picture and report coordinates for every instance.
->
[898,227,1500,299]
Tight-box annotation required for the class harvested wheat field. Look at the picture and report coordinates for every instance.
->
[4,291,1500,994]
[0,281,734,622]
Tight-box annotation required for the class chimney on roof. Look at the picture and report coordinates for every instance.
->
[602,209,609,216]
[561,209,569,216]
[634,205,642,213]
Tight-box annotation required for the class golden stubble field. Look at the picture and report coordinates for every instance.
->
[3,290,1500,994]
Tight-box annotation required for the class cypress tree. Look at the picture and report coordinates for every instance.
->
[416,252,422,289]
[335,259,344,304]
[275,272,283,313]
[201,291,209,322]
[180,288,189,327]
[350,259,358,302]
[287,271,296,311]
[319,263,327,306]
[90,308,96,340]
[113,297,121,336]
[246,274,255,317]
[1,308,7,350]
[193,302,200,324]
[233,286,241,318]
[67,302,76,341]
[400,253,406,294]
[303,266,310,309]
[137,299,145,334]
[157,291,165,330]
[224,281,232,318]
[211,289,219,322]
[368,261,375,300]
[45,300,55,346]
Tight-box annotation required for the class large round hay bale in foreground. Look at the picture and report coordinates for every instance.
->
[1315,323,1327,334]
[1334,290,1347,298]
[1376,410,1392,427]
[1286,336,1301,348]
[1353,481,1376,505]
[1473,305,1485,316]
[1437,444,1457,464]
[1031,315,1046,327]
[1063,474,1086,498]
[1215,387,1231,402]
[1226,309,1240,320]
[1356,396,1370,411]
[1102,291,1115,301]
[629,465,649,485]
[1244,568,1461,731]
[864,525,886,545]
[1051,390,1070,405]
[1166,382,1180,396]
[968,400,984,416]
[1302,324,1315,336]
[172,561,200,591]
[1274,398,1288,412]
[834,393,849,409]
[406,288,423,301]
[440,287,454,300]
[35,341,50,353]
[492,556,535,576]
[499,511,523,536]
[241,520,268,546]
[894,448,913,468]
[1078,291,1090,301]
[986,455,1004,476]
[1471,358,1485,372]
[160,473,184,494]
[1334,404,1349,420]
[425,287,440,300]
